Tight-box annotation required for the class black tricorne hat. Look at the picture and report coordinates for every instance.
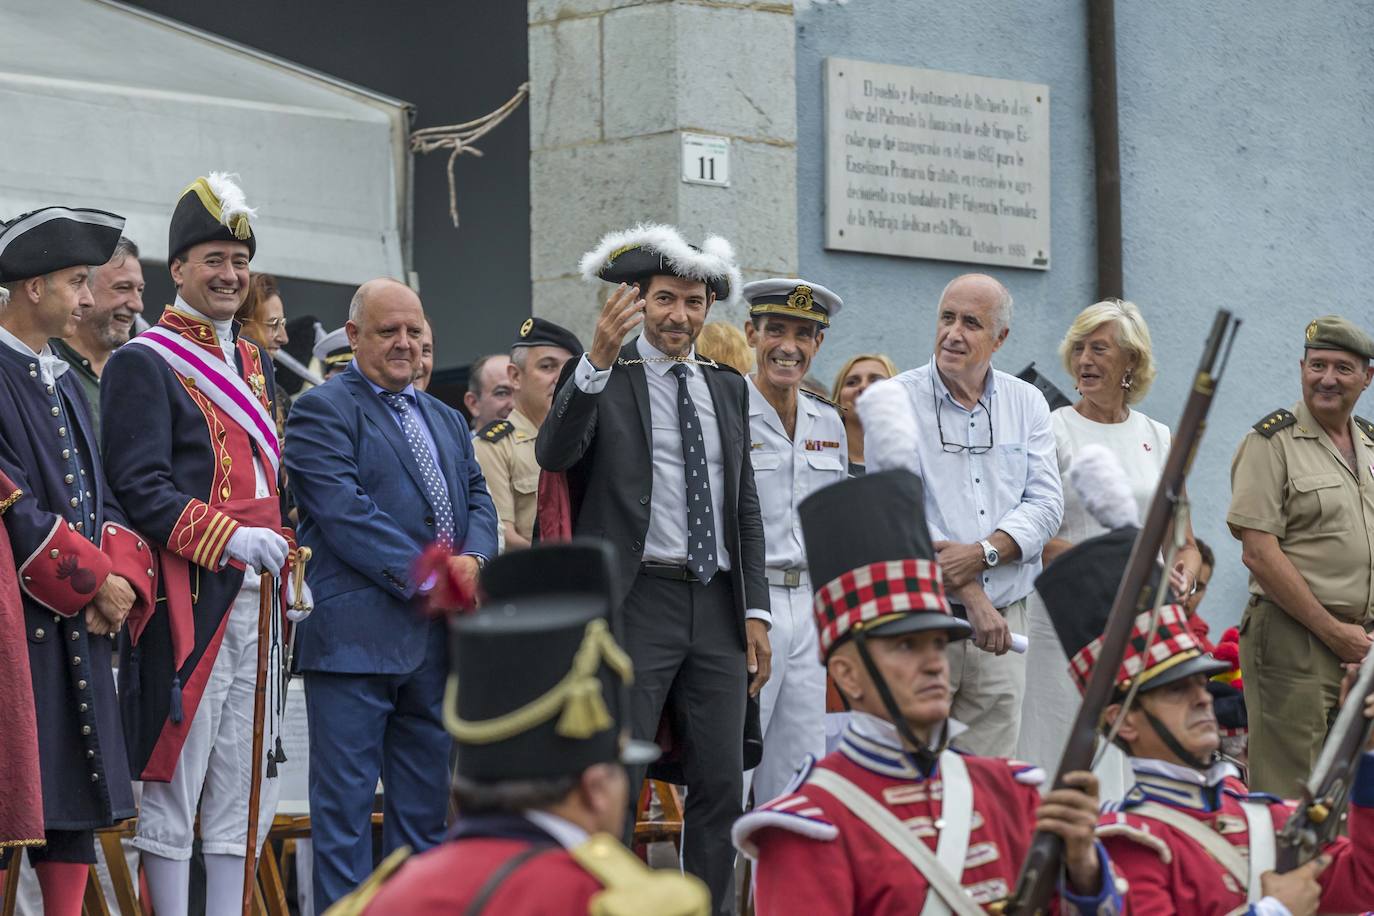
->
[801,470,971,661]
[578,223,740,305]
[0,208,126,282]
[168,173,257,264]
[1037,526,1229,697]
[512,316,584,358]
[447,542,653,782]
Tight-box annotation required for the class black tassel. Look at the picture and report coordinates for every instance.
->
[273,736,287,765]
[169,675,183,724]
[266,752,278,779]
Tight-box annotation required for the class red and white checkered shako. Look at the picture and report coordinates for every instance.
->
[813,557,951,660]
[1068,603,1202,695]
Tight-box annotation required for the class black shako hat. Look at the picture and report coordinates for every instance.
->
[0,208,125,282]
[513,316,584,358]
[578,223,741,305]
[800,470,972,661]
[448,542,655,782]
[1037,526,1229,698]
[168,173,257,265]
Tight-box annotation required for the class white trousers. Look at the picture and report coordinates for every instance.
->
[132,583,281,859]
[747,581,827,806]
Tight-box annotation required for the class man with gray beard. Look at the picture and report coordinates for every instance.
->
[51,236,144,439]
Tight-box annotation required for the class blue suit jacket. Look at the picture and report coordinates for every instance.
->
[283,365,498,674]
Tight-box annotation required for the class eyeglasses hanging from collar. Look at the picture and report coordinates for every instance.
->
[931,374,994,454]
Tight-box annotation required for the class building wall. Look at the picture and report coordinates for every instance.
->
[794,0,1374,628]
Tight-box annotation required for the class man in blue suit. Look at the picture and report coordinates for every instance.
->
[283,277,498,911]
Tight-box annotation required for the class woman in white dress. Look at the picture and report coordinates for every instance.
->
[1017,299,1204,800]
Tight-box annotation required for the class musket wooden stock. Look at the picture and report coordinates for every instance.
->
[1001,310,1238,914]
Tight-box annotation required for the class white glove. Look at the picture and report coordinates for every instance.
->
[225,526,289,574]
[287,580,314,623]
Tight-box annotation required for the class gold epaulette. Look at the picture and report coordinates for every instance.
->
[1355,415,1374,441]
[478,418,515,443]
[570,833,710,916]
[1253,409,1296,438]
[322,846,412,916]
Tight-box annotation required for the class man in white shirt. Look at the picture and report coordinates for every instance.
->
[879,273,1063,756]
[741,278,847,806]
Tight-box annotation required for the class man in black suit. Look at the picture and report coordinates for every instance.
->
[537,224,771,914]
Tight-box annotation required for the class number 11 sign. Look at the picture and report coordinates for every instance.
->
[681,133,730,188]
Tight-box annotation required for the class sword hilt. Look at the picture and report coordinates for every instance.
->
[291,546,313,610]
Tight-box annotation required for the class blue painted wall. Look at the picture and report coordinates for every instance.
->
[795,0,1374,629]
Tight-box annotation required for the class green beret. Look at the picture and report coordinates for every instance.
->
[1305,316,1374,361]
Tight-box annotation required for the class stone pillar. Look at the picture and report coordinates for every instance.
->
[528,0,797,342]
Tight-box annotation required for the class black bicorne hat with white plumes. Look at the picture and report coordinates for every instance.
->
[168,172,257,264]
[578,223,741,305]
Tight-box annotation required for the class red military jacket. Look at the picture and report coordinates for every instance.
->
[733,713,1120,915]
[1098,756,1374,914]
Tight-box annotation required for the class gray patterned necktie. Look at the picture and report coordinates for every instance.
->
[670,364,717,584]
[379,390,453,547]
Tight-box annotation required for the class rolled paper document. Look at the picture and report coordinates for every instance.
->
[1010,633,1029,654]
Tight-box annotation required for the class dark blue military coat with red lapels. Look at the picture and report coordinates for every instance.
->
[0,340,154,830]
[102,305,293,781]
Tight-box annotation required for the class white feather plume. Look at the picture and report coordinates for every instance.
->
[577,223,741,307]
[857,378,919,475]
[204,171,256,229]
[1069,444,1139,530]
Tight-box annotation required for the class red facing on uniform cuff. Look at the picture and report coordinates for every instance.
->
[167,499,241,570]
[100,522,157,620]
[18,519,113,616]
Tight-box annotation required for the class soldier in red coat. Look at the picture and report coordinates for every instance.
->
[1037,470,1374,915]
[330,542,709,915]
[732,468,1122,914]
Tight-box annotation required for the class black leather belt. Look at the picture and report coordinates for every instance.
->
[639,562,695,581]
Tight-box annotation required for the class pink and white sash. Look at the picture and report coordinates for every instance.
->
[127,326,281,473]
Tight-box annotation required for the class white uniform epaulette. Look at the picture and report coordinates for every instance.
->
[1004,758,1046,787]
[731,757,838,860]
[1095,809,1175,862]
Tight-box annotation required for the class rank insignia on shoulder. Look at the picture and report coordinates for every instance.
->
[479,419,514,443]
[1355,415,1374,441]
[801,388,843,411]
[1253,409,1296,438]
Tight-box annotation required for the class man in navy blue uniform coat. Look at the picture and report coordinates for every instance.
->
[0,206,155,916]
[283,277,498,911]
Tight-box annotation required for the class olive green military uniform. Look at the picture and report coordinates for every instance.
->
[1228,317,1374,796]
[473,407,540,543]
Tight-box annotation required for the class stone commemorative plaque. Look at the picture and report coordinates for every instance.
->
[825,57,1051,270]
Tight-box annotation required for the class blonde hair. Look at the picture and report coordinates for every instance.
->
[1058,299,1156,404]
[696,321,754,375]
[830,353,898,402]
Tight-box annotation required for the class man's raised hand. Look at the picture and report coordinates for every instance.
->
[588,283,644,370]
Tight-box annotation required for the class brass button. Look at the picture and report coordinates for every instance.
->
[107,526,117,536]
[58,427,67,437]
[86,750,94,759]
[146,568,155,578]
[61,449,70,459]
[72,656,81,666]
[49,549,59,559]
[34,628,45,638]
[50,406,60,416]
[64,474,74,484]
[70,631,79,641]
[81,725,91,735]
[77,679,87,689]
[79,703,88,712]
[69,497,79,507]
[89,773,99,782]
[46,385,54,395]
[75,521,84,531]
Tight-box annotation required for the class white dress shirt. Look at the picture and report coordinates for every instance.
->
[882,359,1063,608]
[522,809,590,849]
[573,338,768,623]
[747,377,847,570]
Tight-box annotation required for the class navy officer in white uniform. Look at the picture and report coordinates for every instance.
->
[742,279,847,806]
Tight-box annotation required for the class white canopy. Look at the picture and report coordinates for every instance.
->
[0,0,413,285]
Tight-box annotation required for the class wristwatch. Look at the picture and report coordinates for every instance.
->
[979,539,1000,569]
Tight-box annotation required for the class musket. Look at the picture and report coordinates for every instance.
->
[1275,642,1374,872]
[999,310,1241,914]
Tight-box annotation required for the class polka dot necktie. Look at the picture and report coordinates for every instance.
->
[671,364,717,584]
[379,390,453,547]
